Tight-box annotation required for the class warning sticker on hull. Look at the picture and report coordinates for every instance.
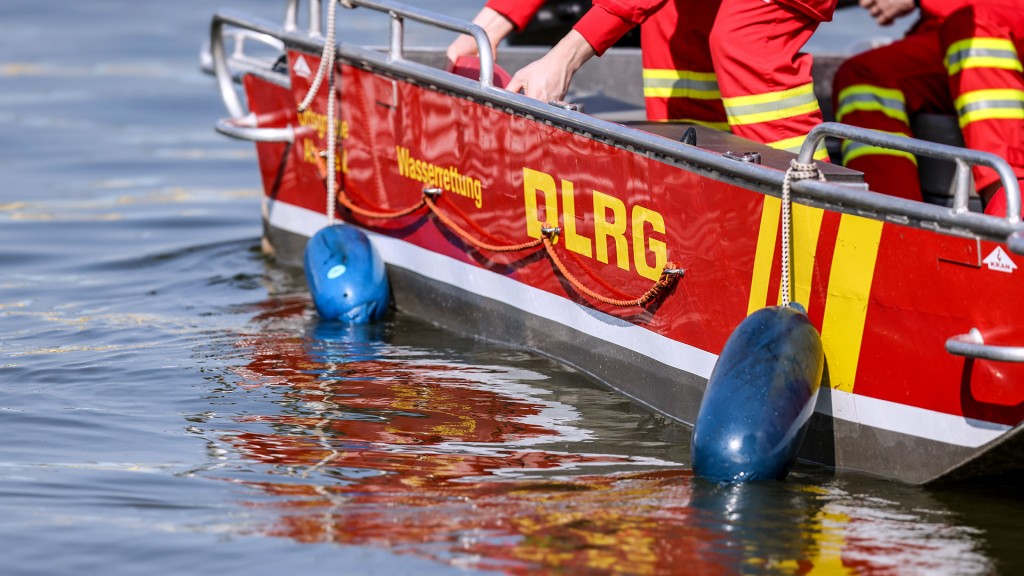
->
[983,246,1017,273]
[292,55,311,79]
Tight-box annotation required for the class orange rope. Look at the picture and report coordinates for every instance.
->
[430,189,513,246]
[317,153,427,220]
[542,234,682,308]
[562,246,636,301]
[338,191,426,219]
[425,195,544,253]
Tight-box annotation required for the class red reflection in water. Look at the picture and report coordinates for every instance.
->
[250,469,717,575]
[214,299,985,574]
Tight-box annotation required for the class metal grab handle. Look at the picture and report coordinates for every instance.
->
[216,114,295,143]
[285,0,496,88]
[210,14,302,144]
[207,7,294,140]
[285,0,323,37]
[946,328,1024,363]
[798,122,1022,224]
[347,0,496,89]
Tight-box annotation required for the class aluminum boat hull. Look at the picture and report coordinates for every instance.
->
[207,1,1024,484]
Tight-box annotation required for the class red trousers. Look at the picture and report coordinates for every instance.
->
[644,0,831,158]
[833,2,1024,210]
[640,0,727,128]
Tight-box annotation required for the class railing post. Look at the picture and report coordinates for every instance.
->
[389,10,404,62]
[210,16,246,119]
[309,0,322,37]
[951,158,972,214]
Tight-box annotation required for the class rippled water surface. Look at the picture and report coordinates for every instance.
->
[1,1,1021,574]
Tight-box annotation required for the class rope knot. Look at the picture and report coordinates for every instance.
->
[633,262,684,306]
[785,158,825,184]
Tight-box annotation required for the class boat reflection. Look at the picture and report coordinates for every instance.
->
[212,296,993,575]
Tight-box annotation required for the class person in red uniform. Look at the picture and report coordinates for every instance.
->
[447,0,728,128]
[832,0,1024,214]
[449,0,836,158]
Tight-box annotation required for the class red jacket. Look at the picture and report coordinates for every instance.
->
[917,0,1014,21]
[489,0,837,56]
[910,0,1024,32]
[485,0,547,31]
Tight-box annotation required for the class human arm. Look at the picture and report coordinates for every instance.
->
[446,7,516,65]
[505,0,664,101]
[505,29,597,101]
[446,1,547,65]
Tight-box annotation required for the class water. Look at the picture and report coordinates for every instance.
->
[1,1,1020,574]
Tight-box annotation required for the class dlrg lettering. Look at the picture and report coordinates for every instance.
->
[522,167,668,282]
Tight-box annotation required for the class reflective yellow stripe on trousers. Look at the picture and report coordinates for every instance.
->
[722,83,820,126]
[723,83,827,159]
[642,68,731,130]
[954,88,1024,128]
[945,37,1023,75]
[834,85,915,165]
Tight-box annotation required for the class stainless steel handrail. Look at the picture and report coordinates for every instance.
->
[946,328,1024,363]
[347,0,495,89]
[799,123,1022,225]
[285,0,322,37]
[210,11,296,142]
[212,0,498,143]
[210,16,248,120]
[285,0,496,88]
[216,113,295,142]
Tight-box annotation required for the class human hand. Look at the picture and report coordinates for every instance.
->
[506,52,575,102]
[506,30,596,101]
[858,0,916,26]
[446,7,514,67]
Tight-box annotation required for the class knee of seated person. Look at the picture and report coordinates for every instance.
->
[832,55,874,90]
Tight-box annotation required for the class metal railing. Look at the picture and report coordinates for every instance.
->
[947,328,1024,363]
[209,13,295,142]
[211,0,498,142]
[207,0,1024,242]
[799,123,1022,224]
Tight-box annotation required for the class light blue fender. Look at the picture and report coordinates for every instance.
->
[304,224,391,323]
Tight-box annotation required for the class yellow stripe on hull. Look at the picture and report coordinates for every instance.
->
[748,201,882,394]
[748,196,781,315]
[820,215,884,393]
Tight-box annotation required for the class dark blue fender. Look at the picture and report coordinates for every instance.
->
[692,305,824,483]
[304,224,391,323]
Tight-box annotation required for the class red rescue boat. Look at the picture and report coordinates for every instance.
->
[203,0,1024,484]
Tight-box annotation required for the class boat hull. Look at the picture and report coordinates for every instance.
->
[208,5,1024,483]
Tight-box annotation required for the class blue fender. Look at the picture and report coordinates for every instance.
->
[692,304,824,483]
[304,224,391,323]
